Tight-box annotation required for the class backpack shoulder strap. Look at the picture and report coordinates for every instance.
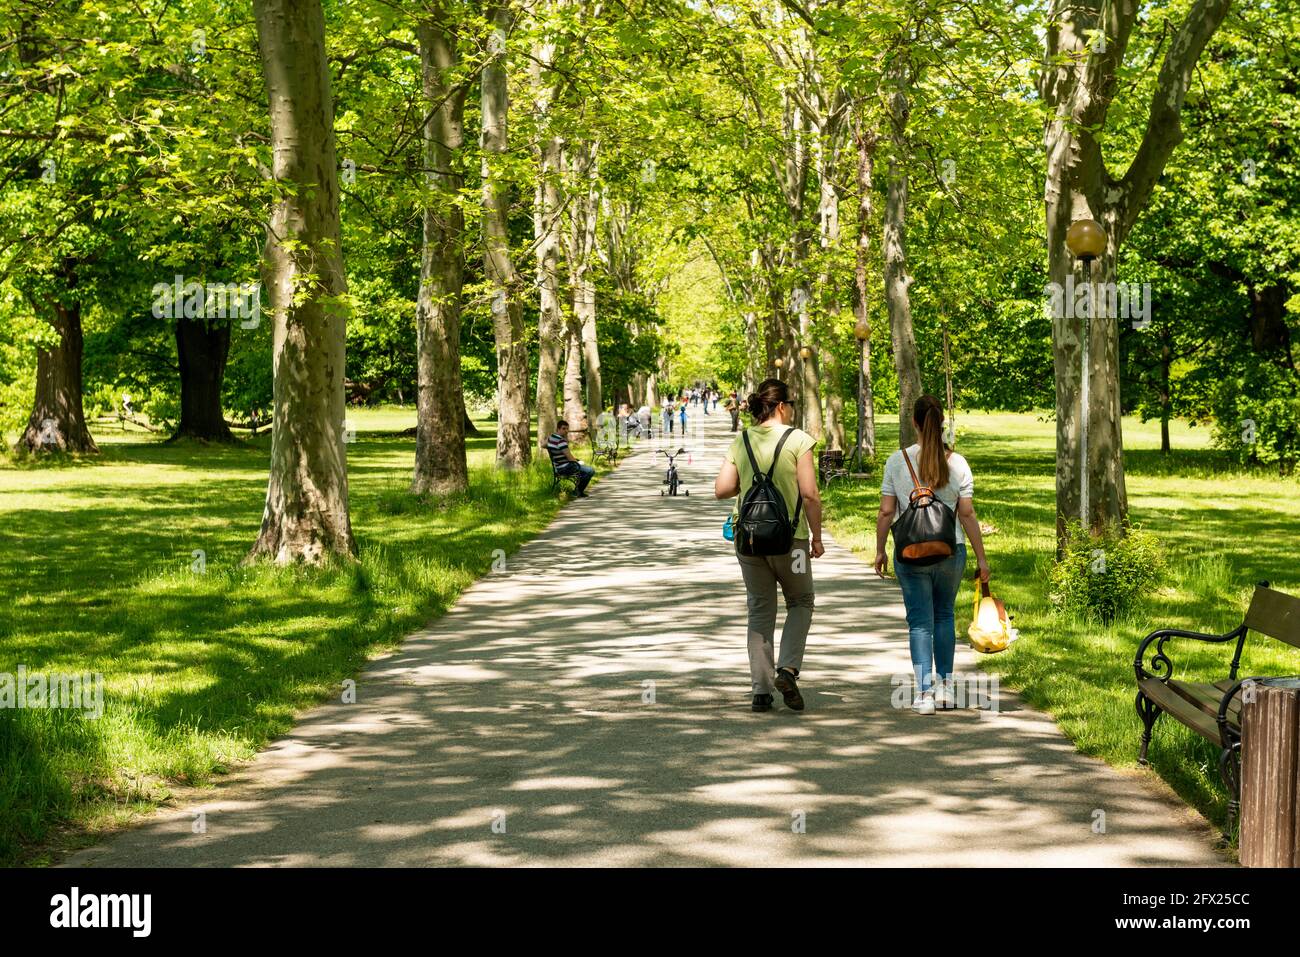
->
[772,428,804,532]
[901,448,922,489]
[767,427,795,481]
[740,430,762,476]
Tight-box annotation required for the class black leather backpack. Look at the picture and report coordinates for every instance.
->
[735,429,801,557]
[892,448,957,566]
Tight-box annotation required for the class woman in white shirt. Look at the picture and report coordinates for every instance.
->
[873,395,991,714]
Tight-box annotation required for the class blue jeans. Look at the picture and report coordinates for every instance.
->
[895,544,967,693]
[558,462,595,493]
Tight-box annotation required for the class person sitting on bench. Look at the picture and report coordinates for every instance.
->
[547,420,595,497]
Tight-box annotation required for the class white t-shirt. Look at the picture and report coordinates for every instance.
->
[881,444,974,545]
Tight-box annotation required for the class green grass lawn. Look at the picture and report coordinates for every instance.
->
[0,407,594,865]
[823,411,1300,836]
[5,405,1294,862]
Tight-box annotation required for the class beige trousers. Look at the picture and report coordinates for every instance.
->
[737,539,815,694]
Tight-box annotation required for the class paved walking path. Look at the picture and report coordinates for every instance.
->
[70,410,1224,866]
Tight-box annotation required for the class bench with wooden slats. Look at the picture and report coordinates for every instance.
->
[1134,582,1300,833]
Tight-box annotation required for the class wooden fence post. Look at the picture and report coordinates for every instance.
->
[1240,682,1300,867]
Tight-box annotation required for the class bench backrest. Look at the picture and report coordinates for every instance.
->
[1245,585,1300,648]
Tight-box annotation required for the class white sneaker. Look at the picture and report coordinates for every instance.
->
[934,681,956,710]
[911,692,936,715]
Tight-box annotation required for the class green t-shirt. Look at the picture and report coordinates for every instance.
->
[725,424,815,539]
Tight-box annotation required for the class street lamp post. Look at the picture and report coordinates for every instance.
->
[1065,218,1106,533]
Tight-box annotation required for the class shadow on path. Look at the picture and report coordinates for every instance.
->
[69,415,1225,866]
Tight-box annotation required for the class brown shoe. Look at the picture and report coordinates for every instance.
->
[774,668,804,711]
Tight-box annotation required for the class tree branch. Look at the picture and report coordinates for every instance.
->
[1114,0,1234,239]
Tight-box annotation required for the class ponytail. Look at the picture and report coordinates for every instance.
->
[913,394,949,489]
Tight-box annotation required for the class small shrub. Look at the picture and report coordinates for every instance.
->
[1049,522,1165,623]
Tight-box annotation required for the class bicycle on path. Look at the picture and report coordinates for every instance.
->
[658,447,690,496]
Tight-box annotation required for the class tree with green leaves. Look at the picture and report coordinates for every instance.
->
[247,0,356,563]
[413,2,471,495]
[481,0,531,468]
[1041,0,1234,538]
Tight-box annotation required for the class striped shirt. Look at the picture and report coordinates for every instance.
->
[546,432,573,470]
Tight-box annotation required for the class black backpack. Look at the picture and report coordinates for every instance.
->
[891,448,957,566]
[735,429,801,557]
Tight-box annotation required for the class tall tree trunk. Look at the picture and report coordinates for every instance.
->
[412,7,469,496]
[1042,0,1231,539]
[757,244,797,381]
[533,176,564,453]
[742,306,761,395]
[457,386,479,437]
[743,250,763,393]
[853,113,878,460]
[577,277,601,419]
[815,109,846,450]
[794,284,824,439]
[562,323,586,439]
[173,314,234,442]
[570,141,603,428]
[884,85,921,449]
[482,1,531,469]
[822,359,845,449]
[1160,341,1172,455]
[530,10,564,455]
[248,0,356,564]
[20,296,97,453]
[1248,282,1293,360]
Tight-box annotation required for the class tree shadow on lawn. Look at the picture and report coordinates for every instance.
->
[0,436,564,853]
[823,424,1299,841]
[67,499,1224,867]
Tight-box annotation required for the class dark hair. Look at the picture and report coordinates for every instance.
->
[912,395,949,489]
[556,419,569,429]
[746,378,790,422]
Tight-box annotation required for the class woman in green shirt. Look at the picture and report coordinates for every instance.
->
[714,378,824,713]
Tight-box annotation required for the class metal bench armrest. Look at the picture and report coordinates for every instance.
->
[1134,624,1247,683]
[1215,675,1271,746]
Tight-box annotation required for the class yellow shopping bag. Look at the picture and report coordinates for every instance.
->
[967,578,1018,654]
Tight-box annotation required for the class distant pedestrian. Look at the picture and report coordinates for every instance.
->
[724,391,740,432]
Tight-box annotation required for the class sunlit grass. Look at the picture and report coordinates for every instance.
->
[824,411,1300,833]
[0,407,588,864]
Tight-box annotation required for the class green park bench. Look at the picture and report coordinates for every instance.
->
[550,461,580,494]
[1134,582,1300,831]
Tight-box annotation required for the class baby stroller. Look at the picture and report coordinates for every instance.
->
[624,412,651,441]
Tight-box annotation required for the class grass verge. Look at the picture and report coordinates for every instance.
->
[0,407,595,865]
[823,411,1300,834]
